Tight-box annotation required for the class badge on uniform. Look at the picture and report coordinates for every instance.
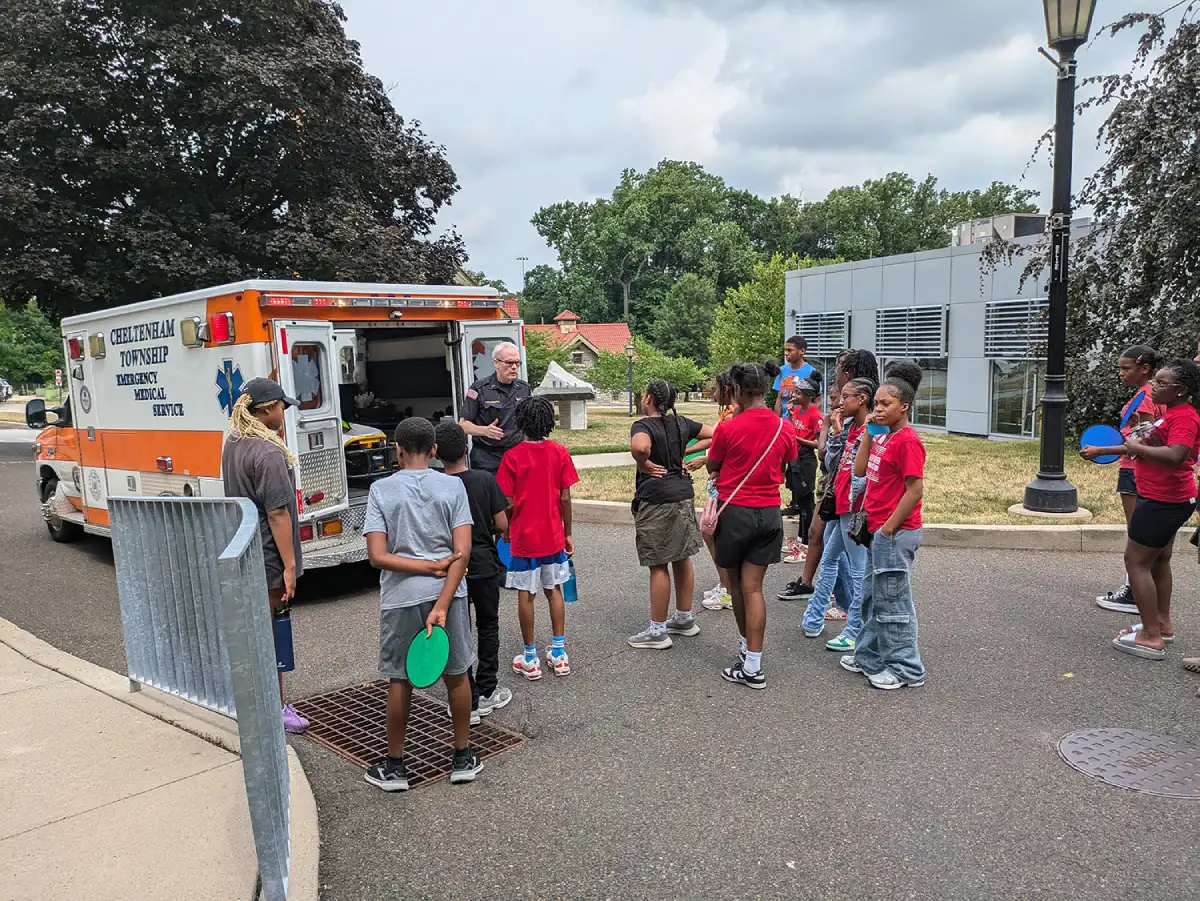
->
[466,388,478,400]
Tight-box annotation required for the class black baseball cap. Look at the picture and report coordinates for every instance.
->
[241,377,299,408]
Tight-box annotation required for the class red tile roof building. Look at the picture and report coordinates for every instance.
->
[525,310,632,369]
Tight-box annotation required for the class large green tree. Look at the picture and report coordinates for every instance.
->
[588,337,704,394]
[650,274,720,367]
[0,299,63,386]
[0,0,464,319]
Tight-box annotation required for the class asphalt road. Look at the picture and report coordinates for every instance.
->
[2,440,1199,900]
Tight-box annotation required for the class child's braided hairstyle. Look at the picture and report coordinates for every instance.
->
[515,395,556,440]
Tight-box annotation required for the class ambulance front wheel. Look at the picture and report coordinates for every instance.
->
[40,477,83,543]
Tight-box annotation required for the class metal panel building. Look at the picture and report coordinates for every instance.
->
[784,220,1091,439]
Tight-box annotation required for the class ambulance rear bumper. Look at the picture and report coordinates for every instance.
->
[299,503,369,569]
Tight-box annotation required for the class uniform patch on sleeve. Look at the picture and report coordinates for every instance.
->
[466,388,478,400]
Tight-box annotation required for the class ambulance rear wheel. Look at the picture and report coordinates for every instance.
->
[40,477,83,543]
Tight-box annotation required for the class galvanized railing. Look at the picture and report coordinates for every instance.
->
[110,497,291,901]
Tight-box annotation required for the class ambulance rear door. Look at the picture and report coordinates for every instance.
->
[452,321,526,418]
[63,329,108,525]
[273,320,349,522]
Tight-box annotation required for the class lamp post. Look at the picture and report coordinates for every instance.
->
[625,342,636,417]
[1024,0,1096,514]
[516,256,529,287]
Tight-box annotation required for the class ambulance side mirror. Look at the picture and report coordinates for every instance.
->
[25,398,47,429]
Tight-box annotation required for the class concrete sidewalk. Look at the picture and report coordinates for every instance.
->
[571,450,633,469]
[0,642,259,901]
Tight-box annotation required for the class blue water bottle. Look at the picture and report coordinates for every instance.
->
[562,559,578,604]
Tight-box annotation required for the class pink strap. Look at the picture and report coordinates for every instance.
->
[715,418,784,519]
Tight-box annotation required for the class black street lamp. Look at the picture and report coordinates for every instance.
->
[625,343,636,417]
[1024,0,1097,514]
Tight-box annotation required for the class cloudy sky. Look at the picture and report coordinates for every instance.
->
[340,0,1149,290]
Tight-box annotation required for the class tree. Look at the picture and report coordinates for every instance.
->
[517,265,565,324]
[466,270,509,293]
[588,337,703,394]
[0,1,464,320]
[709,254,841,369]
[522,327,570,387]
[0,299,63,386]
[651,274,720,366]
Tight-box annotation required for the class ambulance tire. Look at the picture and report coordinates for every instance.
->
[40,477,83,543]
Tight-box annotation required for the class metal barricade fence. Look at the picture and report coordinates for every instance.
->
[110,497,290,901]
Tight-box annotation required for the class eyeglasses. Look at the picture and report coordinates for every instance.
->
[496,359,521,367]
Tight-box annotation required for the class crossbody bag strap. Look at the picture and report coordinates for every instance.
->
[716,418,784,518]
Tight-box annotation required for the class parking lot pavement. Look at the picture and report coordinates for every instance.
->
[2,441,1199,901]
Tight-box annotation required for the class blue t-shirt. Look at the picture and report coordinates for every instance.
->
[773,362,816,421]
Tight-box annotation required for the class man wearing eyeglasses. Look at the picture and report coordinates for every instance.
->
[459,341,532,473]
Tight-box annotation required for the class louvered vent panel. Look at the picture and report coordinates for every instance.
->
[874,306,947,357]
[985,298,1048,359]
[793,311,850,356]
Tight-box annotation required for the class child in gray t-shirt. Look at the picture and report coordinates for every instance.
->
[361,418,480,792]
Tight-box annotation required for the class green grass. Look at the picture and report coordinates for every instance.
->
[573,430,1126,526]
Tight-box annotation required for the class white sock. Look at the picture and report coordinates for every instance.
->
[649,620,667,636]
[674,609,694,622]
[744,651,762,675]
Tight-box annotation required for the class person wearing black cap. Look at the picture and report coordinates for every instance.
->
[223,377,309,733]
[458,342,532,473]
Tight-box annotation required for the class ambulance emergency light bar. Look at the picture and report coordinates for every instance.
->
[259,294,504,309]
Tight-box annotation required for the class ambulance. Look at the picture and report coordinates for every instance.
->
[26,280,525,568]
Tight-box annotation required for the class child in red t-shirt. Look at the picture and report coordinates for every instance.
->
[496,396,580,680]
[1081,345,1163,612]
[1112,359,1200,661]
[842,361,926,691]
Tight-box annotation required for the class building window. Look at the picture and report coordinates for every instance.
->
[990,360,1044,438]
[571,350,585,365]
[881,358,947,429]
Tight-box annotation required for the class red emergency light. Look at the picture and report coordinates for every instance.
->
[209,312,235,345]
[67,337,85,361]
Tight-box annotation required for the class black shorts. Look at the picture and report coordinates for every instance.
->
[1116,467,1137,496]
[714,503,783,568]
[1127,496,1196,549]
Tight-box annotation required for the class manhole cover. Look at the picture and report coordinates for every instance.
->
[293,681,525,788]
[1058,728,1200,799]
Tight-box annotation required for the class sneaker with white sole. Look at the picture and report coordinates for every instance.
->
[866,669,924,690]
[512,654,542,680]
[450,747,483,784]
[825,634,855,652]
[783,539,806,564]
[364,757,409,792]
[666,612,700,636]
[1095,583,1139,614]
[721,662,766,690]
[803,623,825,639]
[477,686,513,715]
[839,655,865,675]
[778,580,814,601]
[702,589,733,610]
[628,628,673,649]
[546,650,571,676]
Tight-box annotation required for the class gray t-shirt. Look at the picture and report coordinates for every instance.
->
[221,436,303,587]
[363,469,473,610]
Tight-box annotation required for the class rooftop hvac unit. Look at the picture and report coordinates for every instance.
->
[954,214,1047,247]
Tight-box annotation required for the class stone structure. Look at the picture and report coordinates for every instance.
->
[534,362,596,431]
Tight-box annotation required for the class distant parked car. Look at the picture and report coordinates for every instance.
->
[0,379,12,402]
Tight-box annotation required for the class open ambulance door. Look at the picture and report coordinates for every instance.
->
[451,320,527,419]
[272,320,350,524]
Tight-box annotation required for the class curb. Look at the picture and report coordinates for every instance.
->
[0,616,320,901]
[570,500,1197,554]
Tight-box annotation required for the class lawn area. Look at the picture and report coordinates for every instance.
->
[557,402,715,455]
[573,430,1126,526]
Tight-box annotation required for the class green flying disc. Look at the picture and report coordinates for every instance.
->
[405,625,450,689]
[684,438,703,463]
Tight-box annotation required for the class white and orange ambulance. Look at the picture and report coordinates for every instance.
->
[27,279,525,568]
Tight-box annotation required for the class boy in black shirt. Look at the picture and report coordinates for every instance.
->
[435,422,513,721]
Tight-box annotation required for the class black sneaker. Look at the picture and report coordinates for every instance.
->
[450,746,484,784]
[781,505,801,517]
[722,662,766,690]
[1095,583,1138,614]
[777,580,814,601]
[364,757,409,792]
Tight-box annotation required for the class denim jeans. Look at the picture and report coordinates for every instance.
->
[801,515,867,640]
[853,528,925,682]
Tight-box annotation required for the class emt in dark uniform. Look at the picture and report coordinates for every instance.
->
[458,341,532,473]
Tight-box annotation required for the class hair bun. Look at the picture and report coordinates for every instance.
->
[763,359,782,379]
[885,360,924,393]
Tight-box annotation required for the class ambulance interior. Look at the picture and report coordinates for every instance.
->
[328,325,458,493]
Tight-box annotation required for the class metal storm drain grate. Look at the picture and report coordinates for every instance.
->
[1058,729,1200,799]
[293,681,525,788]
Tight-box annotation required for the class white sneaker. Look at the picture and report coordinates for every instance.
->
[701,588,733,610]
[703,584,723,599]
[477,686,513,715]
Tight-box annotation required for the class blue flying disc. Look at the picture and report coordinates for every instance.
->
[497,537,513,569]
[867,423,890,437]
[1080,424,1124,465]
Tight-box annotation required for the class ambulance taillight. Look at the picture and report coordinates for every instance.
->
[209,312,235,345]
[67,337,84,361]
[156,456,173,473]
[299,524,314,542]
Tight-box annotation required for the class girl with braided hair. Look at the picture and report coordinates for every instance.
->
[627,379,715,649]
[497,396,580,679]
[1112,359,1200,661]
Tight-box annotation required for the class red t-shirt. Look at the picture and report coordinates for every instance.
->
[1119,389,1164,470]
[708,408,797,507]
[834,421,865,515]
[1133,404,1200,503]
[791,405,824,443]
[864,426,925,532]
[496,440,580,557]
